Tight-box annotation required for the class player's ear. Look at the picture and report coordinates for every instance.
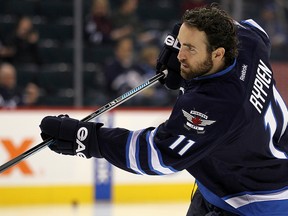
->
[212,47,225,61]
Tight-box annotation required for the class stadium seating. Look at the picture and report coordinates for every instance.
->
[0,0,179,106]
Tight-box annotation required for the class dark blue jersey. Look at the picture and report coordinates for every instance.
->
[96,19,288,215]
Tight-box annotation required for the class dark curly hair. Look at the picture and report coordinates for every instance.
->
[182,4,238,66]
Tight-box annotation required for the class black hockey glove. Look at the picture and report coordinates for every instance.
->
[156,23,183,90]
[39,115,103,158]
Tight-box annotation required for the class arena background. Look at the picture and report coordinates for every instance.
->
[0,0,287,215]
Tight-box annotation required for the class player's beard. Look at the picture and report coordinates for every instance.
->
[180,54,213,80]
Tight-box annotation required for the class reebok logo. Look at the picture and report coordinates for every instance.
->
[240,64,248,81]
[76,127,88,158]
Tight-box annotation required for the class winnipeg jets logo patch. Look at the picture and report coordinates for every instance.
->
[182,109,216,133]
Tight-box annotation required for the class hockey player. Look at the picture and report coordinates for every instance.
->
[39,4,288,216]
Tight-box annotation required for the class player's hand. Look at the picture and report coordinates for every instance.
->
[39,115,103,158]
[156,23,183,90]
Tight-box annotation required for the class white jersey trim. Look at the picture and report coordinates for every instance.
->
[242,19,269,38]
[273,85,288,141]
[225,187,288,208]
[126,128,177,175]
[146,128,177,175]
[126,129,146,175]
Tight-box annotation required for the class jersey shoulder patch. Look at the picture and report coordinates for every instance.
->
[182,109,216,134]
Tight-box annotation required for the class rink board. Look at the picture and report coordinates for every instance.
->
[0,109,194,205]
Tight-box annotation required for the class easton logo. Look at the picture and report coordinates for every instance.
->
[182,109,216,133]
[76,127,88,158]
[164,34,180,50]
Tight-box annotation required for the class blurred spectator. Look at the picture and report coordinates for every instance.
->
[0,62,23,108]
[104,37,147,105]
[85,0,157,46]
[23,82,41,107]
[110,0,140,40]
[85,0,114,45]
[137,45,160,79]
[104,37,177,106]
[85,0,141,45]
[137,45,178,106]
[0,62,41,108]
[111,0,157,46]
[258,3,287,48]
[6,16,42,66]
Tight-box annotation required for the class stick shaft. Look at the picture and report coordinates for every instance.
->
[0,71,167,173]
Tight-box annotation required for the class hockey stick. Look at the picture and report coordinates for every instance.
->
[0,70,168,174]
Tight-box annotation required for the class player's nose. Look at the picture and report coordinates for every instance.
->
[177,47,186,62]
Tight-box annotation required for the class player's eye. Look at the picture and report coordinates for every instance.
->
[189,48,196,53]
[183,45,197,54]
[188,47,197,54]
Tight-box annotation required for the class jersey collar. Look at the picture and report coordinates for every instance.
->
[193,58,237,81]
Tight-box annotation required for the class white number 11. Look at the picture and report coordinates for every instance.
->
[169,135,195,156]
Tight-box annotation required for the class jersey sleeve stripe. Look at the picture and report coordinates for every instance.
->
[224,186,288,209]
[126,130,146,175]
[242,19,269,38]
[146,128,178,175]
[264,103,288,159]
[273,85,288,140]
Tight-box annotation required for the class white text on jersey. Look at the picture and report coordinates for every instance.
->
[249,59,272,114]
